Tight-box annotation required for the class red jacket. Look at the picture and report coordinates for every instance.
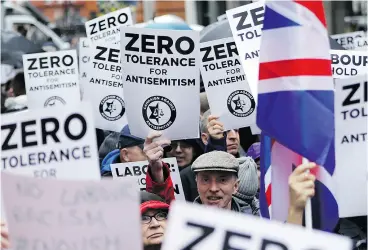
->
[146,162,175,204]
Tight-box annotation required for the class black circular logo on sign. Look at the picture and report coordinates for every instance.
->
[99,95,125,121]
[142,95,176,130]
[227,90,255,117]
[44,96,66,107]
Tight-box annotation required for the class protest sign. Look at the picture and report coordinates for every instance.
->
[78,37,92,100]
[85,8,133,44]
[111,157,185,201]
[162,201,353,250]
[83,43,127,132]
[331,31,366,50]
[200,37,256,130]
[1,102,100,180]
[333,75,367,217]
[121,27,200,140]
[1,172,141,250]
[354,35,368,51]
[331,50,368,78]
[23,50,81,109]
[226,1,264,104]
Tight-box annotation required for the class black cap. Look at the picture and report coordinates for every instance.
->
[118,125,145,149]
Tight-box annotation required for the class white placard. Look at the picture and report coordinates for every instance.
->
[226,1,264,104]
[23,50,81,109]
[83,43,127,132]
[331,31,366,50]
[162,201,353,250]
[250,124,261,135]
[333,75,367,217]
[200,37,256,130]
[354,36,368,51]
[85,8,133,45]
[111,157,185,201]
[121,27,200,140]
[331,50,368,78]
[78,37,92,100]
[1,172,141,250]
[1,102,100,180]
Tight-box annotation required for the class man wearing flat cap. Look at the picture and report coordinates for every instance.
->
[144,131,254,213]
[144,131,318,225]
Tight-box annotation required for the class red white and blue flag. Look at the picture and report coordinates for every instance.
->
[259,133,339,232]
[257,1,338,232]
[257,0,335,168]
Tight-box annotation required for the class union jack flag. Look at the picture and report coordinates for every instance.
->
[257,0,338,231]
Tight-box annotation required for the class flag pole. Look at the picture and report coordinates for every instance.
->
[303,157,313,230]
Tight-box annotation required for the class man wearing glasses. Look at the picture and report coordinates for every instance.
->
[140,191,169,248]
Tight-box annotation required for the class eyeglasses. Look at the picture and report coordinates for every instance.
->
[141,211,168,224]
[170,141,192,150]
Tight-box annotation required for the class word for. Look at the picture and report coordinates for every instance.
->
[342,82,367,106]
[89,12,129,35]
[180,221,311,250]
[1,146,91,169]
[27,56,74,70]
[1,114,87,151]
[232,7,264,31]
[331,54,367,67]
[125,33,195,55]
[201,42,238,62]
[124,54,196,67]
[125,75,195,86]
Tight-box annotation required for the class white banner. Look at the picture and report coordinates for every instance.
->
[23,50,81,109]
[1,172,141,250]
[331,50,368,78]
[200,37,256,130]
[354,35,368,51]
[121,27,200,140]
[78,37,92,100]
[83,44,127,132]
[85,8,133,44]
[111,157,185,201]
[334,75,367,217]
[226,1,264,104]
[162,201,352,250]
[331,31,366,50]
[1,102,100,180]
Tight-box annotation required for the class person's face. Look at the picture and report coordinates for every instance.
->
[196,171,239,210]
[166,141,194,168]
[141,210,167,246]
[226,129,240,156]
[120,145,147,163]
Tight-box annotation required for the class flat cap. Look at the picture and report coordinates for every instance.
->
[191,151,239,173]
